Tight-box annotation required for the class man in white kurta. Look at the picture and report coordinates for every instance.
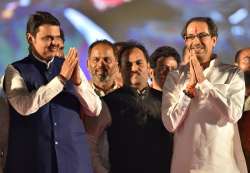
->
[162,17,247,173]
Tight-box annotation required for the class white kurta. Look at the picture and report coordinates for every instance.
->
[4,64,102,117]
[162,58,247,173]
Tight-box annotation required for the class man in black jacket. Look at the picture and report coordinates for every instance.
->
[86,41,173,173]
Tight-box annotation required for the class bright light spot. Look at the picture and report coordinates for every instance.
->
[231,26,245,36]
[210,11,223,22]
[228,8,248,24]
[64,8,114,44]
[91,0,131,11]
[19,0,31,7]
[1,2,18,19]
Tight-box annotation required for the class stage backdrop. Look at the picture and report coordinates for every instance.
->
[0,0,250,78]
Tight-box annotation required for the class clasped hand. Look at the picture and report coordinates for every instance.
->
[188,50,206,87]
[59,48,82,85]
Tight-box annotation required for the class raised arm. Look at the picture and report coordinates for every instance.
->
[161,70,192,132]
[4,48,79,116]
[73,64,102,117]
[4,65,65,115]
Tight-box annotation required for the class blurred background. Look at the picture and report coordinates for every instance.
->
[0,0,250,78]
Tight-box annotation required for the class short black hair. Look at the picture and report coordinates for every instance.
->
[114,41,130,50]
[60,28,65,42]
[26,11,60,36]
[181,17,218,39]
[118,41,149,66]
[114,41,131,60]
[88,39,117,58]
[150,46,181,68]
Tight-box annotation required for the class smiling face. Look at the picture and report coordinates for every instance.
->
[87,43,118,84]
[120,47,149,91]
[184,21,217,64]
[27,24,61,61]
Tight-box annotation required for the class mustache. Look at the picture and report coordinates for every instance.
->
[96,67,108,71]
[95,68,108,75]
[48,45,58,50]
[190,45,205,50]
[129,71,140,76]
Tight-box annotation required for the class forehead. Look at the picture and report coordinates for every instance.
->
[90,44,115,57]
[36,24,60,36]
[239,49,250,59]
[126,48,146,62]
[157,56,177,66]
[186,21,209,35]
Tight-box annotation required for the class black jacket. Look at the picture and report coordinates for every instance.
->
[103,86,173,173]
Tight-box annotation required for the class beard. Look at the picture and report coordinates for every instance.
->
[99,74,109,82]
[94,68,110,82]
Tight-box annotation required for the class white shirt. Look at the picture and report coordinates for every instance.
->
[244,96,250,112]
[85,101,112,173]
[86,81,120,173]
[162,58,247,173]
[4,62,102,117]
[89,80,120,97]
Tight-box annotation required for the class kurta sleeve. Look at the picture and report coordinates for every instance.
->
[84,101,112,173]
[74,68,102,117]
[161,70,192,132]
[197,69,245,124]
[4,65,64,116]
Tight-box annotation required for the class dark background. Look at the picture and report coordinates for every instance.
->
[0,0,249,78]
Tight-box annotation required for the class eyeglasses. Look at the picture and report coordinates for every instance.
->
[241,57,250,64]
[42,35,62,42]
[184,33,211,41]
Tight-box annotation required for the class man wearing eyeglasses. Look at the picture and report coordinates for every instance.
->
[162,17,247,173]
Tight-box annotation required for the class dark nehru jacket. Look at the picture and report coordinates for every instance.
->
[5,55,92,173]
[103,86,173,173]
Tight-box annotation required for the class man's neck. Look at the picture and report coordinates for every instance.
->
[151,81,162,91]
[31,52,54,69]
[200,54,216,69]
[93,80,116,93]
[201,61,210,69]
[129,83,148,93]
[31,49,53,62]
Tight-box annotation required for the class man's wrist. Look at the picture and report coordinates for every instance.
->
[187,83,196,89]
[73,79,82,86]
[58,74,67,85]
[197,77,205,83]
[183,84,196,98]
[183,89,195,98]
